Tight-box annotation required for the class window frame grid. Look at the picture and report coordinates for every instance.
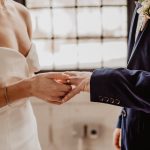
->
[25,0,128,71]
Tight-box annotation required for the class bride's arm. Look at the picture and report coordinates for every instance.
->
[0,73,72,108]
[0,78,31,107]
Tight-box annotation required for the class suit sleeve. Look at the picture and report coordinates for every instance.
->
[90,68,150,113]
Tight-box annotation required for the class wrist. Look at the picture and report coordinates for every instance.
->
[7,78,32,103]
[0,87,7,107]
[83,78,90,92]
[23,78,32,97]
[29,76,37,97]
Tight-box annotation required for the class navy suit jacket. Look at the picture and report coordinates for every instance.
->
[90,3,150,150]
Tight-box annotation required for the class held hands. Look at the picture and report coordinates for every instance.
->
[30,72,72,105]
[30,71,92,105]
[62,71,92,102]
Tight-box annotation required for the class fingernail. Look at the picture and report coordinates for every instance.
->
[67,80,71,84]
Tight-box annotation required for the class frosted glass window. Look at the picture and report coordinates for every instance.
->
[53,40,77,70]
[78,8,101,36]
[103,0,127,5]
[77,0,100,6]
[102,7,127,37]
[29,9,52,38]
[26,0,51,8]
[53,9,76,37]
[52,0,75,7]
[26,0,128,70]
[33,40,53,70]
[102,39,127,67]
[78,40,102,69]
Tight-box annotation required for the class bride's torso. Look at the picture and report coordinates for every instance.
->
[0,1,41,149]
[0,44,41,150]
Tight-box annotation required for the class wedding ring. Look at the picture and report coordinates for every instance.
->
[61,99,65,104]
[67,79,71,84]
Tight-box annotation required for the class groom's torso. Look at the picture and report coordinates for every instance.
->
[122,2,150,150]
[127,2,150,70]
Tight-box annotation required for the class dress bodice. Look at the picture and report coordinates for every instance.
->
[0,43,40,84]
[0,43,41,150]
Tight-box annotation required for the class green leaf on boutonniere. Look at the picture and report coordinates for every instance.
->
[139,0,144,2]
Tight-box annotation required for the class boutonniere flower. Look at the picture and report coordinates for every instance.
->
[137,0,150,31]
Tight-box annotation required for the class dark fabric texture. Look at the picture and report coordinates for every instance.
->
[90,3,150,150]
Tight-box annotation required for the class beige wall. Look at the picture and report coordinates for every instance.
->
[31,93,121,150]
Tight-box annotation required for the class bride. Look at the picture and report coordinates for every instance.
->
[0,0,71,149]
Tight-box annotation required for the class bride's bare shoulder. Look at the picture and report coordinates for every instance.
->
[13,1,30,18]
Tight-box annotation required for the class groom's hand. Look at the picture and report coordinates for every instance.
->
[62,72,92,102]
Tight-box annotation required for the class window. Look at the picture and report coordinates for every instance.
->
[26,0,127,70]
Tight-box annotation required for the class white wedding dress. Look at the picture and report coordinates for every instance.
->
[0,44,41,150]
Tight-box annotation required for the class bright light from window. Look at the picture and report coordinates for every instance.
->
[26,0,127,70]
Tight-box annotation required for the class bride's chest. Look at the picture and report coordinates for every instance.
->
[0,14,30,55]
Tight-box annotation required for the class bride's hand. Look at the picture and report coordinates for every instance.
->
[30,72,72,105]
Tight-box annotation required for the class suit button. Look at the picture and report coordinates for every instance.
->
[110,98,115,104]
[99,96,104,102]
[122,109,127,117]
[115,99,120,105]
[104,97,109,102]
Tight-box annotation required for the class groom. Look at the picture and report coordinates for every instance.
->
[62,1,150,150]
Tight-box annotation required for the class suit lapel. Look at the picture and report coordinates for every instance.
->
[127,3,139,61]
[127,19,150,67]
[127,1,150,67]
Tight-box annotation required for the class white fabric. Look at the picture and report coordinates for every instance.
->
[0,44,41,150]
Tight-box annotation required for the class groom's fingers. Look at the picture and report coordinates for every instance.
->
[43,72,70,80]
[65,71,78,76]
[68,77,83,86]
[62,86,81,102]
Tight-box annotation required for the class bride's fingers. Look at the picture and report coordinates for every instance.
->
[55,79,69,84]
[47,97,64,105]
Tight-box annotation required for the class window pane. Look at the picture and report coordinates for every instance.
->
[26,0,128,70]
[29,9,52,38]
[52,0,75,7]
[53,9,76,37]
[103,0,127,5]
[77,0,101,6]
[78,40,102,69]
[33,40,53,70]
[102,7,127,37]
[53,40,77,70]
[26,0,51,8]
[102,39,127,67]
[78,8,101,36]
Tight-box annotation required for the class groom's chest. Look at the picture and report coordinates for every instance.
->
[127,4,150,70]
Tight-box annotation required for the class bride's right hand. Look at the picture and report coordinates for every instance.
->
[30,72,72,105]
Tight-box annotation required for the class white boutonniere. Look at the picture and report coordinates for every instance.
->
[137,0,150,31]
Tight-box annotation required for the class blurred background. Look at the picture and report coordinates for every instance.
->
[14,0,135,150]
